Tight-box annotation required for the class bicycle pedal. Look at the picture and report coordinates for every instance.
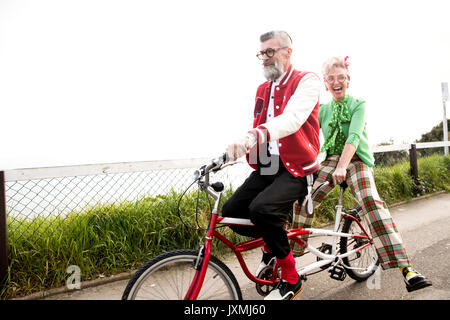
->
[328,266,346,281]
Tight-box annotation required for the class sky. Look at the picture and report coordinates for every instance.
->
[0,0,449,170]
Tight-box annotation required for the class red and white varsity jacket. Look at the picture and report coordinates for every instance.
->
[246,65,321,177]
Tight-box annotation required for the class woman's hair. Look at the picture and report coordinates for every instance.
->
[322,56,349,75]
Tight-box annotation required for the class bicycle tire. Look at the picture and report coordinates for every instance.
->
[122,249,242,300]
[339,208,379,282]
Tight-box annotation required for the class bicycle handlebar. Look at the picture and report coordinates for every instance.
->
[178,153,237,231]
[192,153,239,198]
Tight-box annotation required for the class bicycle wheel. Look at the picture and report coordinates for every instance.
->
[122,249,242,300]
[339,208,379,282]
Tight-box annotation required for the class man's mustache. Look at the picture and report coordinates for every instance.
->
[263,60,275,67]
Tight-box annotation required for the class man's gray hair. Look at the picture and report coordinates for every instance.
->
[260,31,292,48]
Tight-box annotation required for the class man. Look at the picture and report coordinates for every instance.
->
[222,31,321,300]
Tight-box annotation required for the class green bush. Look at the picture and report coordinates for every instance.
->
[416,154,450,193]
[373,162,414,203]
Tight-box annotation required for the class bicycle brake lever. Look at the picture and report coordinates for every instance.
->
[193,165,206,182]
[210,153,231,172]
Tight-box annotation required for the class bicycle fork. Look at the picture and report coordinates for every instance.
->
[328,187,348,281]
[184,190,222,300]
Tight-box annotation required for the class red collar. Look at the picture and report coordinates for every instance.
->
[279,64,294,86]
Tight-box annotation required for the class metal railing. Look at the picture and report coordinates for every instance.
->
[372,141,450,153]
[372,141,450,180]
[0,141,449,289]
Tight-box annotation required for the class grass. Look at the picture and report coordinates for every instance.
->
[2,154,449,299]
[4,188,248,298]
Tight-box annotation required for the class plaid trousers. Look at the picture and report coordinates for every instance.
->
[290,155,411,270]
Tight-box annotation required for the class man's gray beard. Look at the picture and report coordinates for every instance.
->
[263,62,284,81]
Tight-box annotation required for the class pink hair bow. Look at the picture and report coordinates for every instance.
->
[344,56,350,70]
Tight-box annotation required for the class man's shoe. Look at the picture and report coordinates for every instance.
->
[264,277,303,300]
[402,267,432,292]
[255,249,276,277]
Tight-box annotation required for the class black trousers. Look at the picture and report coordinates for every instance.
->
[222,158,308,259]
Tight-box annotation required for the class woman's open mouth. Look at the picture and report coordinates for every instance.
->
[333,86,343,93]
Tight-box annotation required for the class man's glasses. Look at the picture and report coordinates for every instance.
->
[324,74,348,83]
[256,47,288,60]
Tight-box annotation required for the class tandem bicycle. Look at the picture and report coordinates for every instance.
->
[122,155,379,300]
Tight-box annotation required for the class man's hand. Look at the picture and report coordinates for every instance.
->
[226,134,257,161]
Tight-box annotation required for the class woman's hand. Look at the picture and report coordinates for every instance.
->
[332,167,347,186]
[332,143,357,185]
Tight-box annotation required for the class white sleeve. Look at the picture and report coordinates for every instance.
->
[262,73,321,141]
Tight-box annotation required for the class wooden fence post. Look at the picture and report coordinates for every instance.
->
[408,144,423,196]
[409,144,419,180]
[0,171,8,288]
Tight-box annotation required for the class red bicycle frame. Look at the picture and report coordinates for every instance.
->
[183,158,374,300]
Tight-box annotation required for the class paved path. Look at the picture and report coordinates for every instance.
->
[36,193,450,300]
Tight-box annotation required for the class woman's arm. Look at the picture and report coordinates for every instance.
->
[332,143,356,185]
[332,99,366,185]
[346,100,366,149]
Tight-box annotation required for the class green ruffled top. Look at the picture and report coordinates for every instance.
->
[321,95,351,155]
[319,94,375,167]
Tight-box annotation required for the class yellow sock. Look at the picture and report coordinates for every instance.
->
[400,266,416,277]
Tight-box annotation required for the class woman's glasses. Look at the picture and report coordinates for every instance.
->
[325,74,348,83]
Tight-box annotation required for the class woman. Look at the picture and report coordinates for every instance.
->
[290,56,432,292]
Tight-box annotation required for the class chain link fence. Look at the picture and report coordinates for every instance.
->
[0,157,254,297]
[3,158,252,239]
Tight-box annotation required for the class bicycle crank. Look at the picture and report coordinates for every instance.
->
[255,265,279,296]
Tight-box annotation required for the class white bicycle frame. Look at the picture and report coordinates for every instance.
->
[217,182,374,276]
